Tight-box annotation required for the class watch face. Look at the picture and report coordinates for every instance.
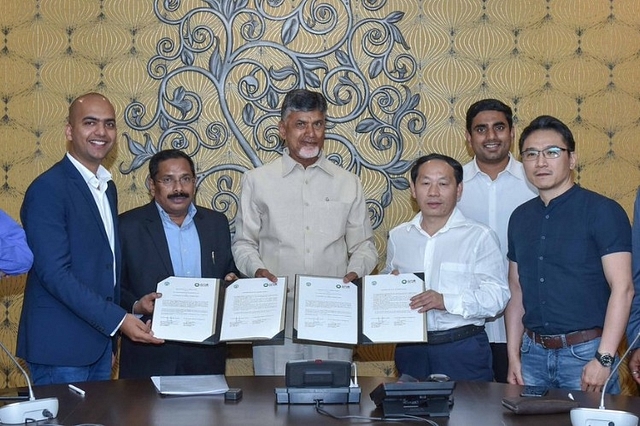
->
[598,352,614,367]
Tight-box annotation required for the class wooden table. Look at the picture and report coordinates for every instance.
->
[4,376,640,425]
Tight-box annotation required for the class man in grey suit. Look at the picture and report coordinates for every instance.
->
[118,149,238,378]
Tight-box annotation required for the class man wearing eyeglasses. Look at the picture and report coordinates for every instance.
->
[117,149,239,378]
[505,115,633,394]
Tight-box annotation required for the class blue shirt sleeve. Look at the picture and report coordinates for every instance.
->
[0,209,33,275]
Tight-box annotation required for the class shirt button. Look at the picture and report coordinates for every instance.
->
[545,215,549,219]
[539,278,544,283]
[541,236,546,240]
[538,256,543,260]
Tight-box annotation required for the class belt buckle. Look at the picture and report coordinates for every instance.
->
[539,335,554,349]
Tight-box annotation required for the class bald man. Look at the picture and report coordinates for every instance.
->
[19,93,163,385]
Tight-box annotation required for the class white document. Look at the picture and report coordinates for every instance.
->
[151,276,220,343]
[362,273,427,343]
[219,277,286,341]
[294,275,358,345]
[151,374,229,395]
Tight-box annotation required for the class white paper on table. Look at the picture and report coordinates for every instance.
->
[219,277,286,341]
[294,275,358,345]
[151,374,229,395]
[151,276,220,343]
[362,273,427,343]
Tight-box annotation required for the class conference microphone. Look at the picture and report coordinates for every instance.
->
[570,331,640,426]
[0,341,58,424]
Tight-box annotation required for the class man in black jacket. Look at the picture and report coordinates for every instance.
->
[118,149,238,378]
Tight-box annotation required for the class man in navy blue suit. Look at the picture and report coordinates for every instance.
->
[19,92,163,385]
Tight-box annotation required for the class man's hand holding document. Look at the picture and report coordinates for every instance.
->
[362,273,427,343]
[220,277,287,341]
[294,275,359,344]
[151,277,220,342]
[292,273,427,345]
[151,276,286,344]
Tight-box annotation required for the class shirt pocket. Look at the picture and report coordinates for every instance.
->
[314,200,349,241]
[438,262,474,294]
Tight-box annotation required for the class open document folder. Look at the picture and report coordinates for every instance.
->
[293,273,427,345]
[151,276,286,344]
[151,375,229,396]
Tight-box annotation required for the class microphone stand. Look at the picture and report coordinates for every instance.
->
[600,331,640,409]
[0,341,59,424]
[570,331,640,426]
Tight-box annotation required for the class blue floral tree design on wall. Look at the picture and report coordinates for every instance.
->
[121,0,426,229]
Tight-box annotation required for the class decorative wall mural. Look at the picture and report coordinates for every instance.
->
[119,0,426,229]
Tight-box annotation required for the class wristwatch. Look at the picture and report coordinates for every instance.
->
[595,351,614,368]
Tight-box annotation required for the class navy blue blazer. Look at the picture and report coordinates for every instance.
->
[18,156,126,366]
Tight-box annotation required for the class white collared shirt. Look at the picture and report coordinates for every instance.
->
[457,155,537,342]
[382,208,509,332]
[66,153,115,285]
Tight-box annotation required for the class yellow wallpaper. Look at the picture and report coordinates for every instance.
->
[1,0,640,387]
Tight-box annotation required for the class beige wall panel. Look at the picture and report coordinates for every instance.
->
[485,57,548,96]
[518,24,578,62]
[8,23,68,60]
[483,0,548,26]
[455,25,514,61]
[581,91,640,129]
[548,0,613,27]
[38,0,101,25]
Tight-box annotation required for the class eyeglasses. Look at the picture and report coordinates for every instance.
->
[155,176,195,186]
[521,146,569,161]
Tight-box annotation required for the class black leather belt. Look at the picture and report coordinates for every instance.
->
[427,324,485,345]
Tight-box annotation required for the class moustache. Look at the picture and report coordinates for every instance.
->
[168,192,190,199]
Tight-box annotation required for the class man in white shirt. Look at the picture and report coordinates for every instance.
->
[232,89,378,375]
[383,153,509,381]
[457,99,537,382]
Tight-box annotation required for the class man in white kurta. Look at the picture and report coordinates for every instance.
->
[232,89,378,375]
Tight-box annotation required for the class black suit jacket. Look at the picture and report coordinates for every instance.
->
[118,201,237,378]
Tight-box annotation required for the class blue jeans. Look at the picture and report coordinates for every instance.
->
[28,342,112,385]
[395,331,493,382]
[520,332,619,394]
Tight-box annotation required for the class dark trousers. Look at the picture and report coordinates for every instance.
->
[120,338,227,379]
[395,331,493,382]
[490,342,509,383]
